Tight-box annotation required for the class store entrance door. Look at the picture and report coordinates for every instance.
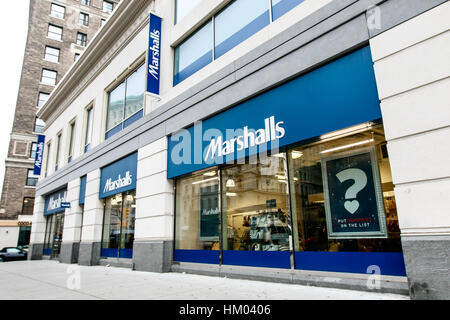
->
[51,213,64,259]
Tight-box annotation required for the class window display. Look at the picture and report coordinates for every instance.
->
[288,124,402,253]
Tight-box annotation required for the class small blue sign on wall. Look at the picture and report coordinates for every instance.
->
[321,147,387,239]
[146,12,162,97]
[33,135,46,175]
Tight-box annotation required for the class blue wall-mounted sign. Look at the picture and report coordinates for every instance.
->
[79,175,87,205]
[146,12,162,97]
[44,188,67,216]
[321,147,387,239]
[167,46,382,179]
[61,202,71,209]
[33,135,46,176]
[99,152,137,199]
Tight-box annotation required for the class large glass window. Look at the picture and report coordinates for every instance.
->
[105,63,145,139]
[101,190,136,258]
[175,170,220,253]
[288,125,402,254]
[175,0,202,24]
[174,124,404,273]
[214,0,270,59]
[174,21,212,86]
[221,155,290,253]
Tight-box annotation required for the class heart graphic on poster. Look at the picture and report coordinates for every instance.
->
[344,200,360,214]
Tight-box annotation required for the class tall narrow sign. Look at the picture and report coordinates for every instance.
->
[146,12,162,97]
[33,135,46,175]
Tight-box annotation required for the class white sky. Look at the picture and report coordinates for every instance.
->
[0,1,30,194]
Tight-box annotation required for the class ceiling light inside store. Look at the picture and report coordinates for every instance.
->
[226,192,237,197]
[191,177,219,185]
[203,171,216,176]
[320,123,372,140]
[272,153,285,158]
[291,151,303,159]
[226,177,235,188]
[320,139,374,154]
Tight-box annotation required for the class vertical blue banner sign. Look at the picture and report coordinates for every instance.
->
[146,12,162,96]
[33,135,46,175]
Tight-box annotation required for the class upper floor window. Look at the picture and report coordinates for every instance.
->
[21,197,35,215]
[55,133,62,171]
[50,3,65,19]
[44,142,51,177]
[84,107,93,153]
[41,69,57,86]
[79,12,89,26]
[30,142,37,159]
[105,63,145,139]
[48,24,63,41]
[103,1,114,13]
[101,19,106,27]
[175,0,201,24]
[34,118,45,133]
[173,0,306,85]
[37,92,49,108]
[68,121,76,163]
[76,32,87,46]
[74,53,80,61]
[81,0,91,6]
[44,46,60,63]
[26,169,39,187]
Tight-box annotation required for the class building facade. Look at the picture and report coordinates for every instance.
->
[30,0,449,299]
[0,0,119,248]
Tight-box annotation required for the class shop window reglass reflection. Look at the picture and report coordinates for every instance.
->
[288,125,402,255]
[101,190,136,258]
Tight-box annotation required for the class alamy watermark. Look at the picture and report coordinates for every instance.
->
[367,5,382,31]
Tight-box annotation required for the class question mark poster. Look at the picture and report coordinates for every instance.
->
[321,147,387,239]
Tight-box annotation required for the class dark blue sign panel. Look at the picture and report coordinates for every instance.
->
[321,147,387,238]
[44,188,67,216]
[61,202,71,209]
[167,46,382,178]
[199,184,219,241]
[99,152,137,199]
[146,12,162,96]
[33,135,46,175]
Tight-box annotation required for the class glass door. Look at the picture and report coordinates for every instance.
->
[101,191,136,258]
[51,213,64,259]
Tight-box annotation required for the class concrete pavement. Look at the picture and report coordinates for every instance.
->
[0,260,409,300]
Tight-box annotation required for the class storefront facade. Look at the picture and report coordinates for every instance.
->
[170,46,406,277]
[29,0,450,299]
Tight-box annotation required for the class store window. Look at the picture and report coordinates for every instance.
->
[105,63,145,139]
[174,124,404,274]
[43,213,64,257]
[287,125,403,273]
[175,169,220,263]
[101,190,136,258]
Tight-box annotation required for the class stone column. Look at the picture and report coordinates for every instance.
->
[133,137,174,272]
[28,195,46,260]
[59,178,83,264]
[370,1,450,299]
[78,169,103,266]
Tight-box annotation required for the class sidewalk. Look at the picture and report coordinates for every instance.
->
[0,260,409,300]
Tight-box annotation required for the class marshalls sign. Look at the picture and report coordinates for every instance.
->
[146,12,162,97]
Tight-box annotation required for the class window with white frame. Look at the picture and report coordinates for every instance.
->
[44,46,60,63]
[47,24,63,40]
[50,3,65,19]
[41,69,57,86]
